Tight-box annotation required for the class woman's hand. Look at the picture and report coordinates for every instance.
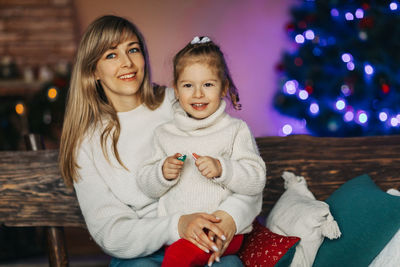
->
[178,212,226,253]
[207,210,237,265]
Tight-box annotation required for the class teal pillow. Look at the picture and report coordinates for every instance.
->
[313,174,400,267]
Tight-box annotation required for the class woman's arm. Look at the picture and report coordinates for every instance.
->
[74,143,181,259]
[75,141,226,258]
[214,122,266,196]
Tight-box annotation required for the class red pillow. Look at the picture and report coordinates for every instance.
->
[238,220,300,267]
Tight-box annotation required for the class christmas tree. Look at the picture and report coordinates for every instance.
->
[274,0,400,137]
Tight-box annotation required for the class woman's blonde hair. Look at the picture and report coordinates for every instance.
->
[59,15,165,187]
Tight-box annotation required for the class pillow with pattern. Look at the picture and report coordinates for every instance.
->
[238,220,300,267]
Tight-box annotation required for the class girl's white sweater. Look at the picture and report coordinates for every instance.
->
[138,101,266,234]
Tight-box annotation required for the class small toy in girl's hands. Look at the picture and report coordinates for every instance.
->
[177,154,187,162]
[192,153,199,161]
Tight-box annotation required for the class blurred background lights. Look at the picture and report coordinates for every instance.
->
[346,62,355,71]
[331,8,339,17]
[327,36,336,45]
[309,102,319,115]
[47,87,58,101]
[391,117,399,127]
[335,99,346,110]
[359,31,368,40]
[274,0,400,137]
[284,80,298,94]
[15,103,25,115]
[298,90,309,100]
[355,8,364,19]
[344,111,354,122]
[328,120,338,132]
[319,38,328,46]
[341,84,351,96]
[294,57,303,66]
[379,112,388,122]
[341,53,352,62]
[304,29,315,40]
[295,34,305,44]
[357,111,368,124]
[312,47,322,56]
[282,124,293,135]
[364,64,374,75]
[345,12,354,20]
[381,83,390,94]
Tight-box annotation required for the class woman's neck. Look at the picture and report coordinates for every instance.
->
[113,96,142,112]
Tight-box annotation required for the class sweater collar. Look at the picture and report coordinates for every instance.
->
[173,100,227,132]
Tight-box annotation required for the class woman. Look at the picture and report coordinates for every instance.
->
[59,15,261,266]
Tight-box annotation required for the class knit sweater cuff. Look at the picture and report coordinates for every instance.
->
[213,157,233,186]
[166,212,183,245]
[157,157,179,188]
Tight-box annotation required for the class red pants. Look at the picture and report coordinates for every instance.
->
[162,234,243,267]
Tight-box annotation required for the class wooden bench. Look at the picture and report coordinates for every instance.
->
[1,134,400,266]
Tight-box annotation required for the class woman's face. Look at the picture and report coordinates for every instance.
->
[95,34,145,112]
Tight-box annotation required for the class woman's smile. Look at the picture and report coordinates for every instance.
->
[118,72,137,81]
[95,35,145,111]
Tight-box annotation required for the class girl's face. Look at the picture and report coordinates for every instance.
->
[174,62,227,119]
[95,35,145,112]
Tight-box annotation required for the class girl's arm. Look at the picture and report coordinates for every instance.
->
[137,132,179,198]
[214,122,266,196]
[74,143,181,259]
[217,192,263,234]
[205,193,263,264]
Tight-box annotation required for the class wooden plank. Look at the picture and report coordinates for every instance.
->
[0,149,84,227]
[46,226,69,267]
[256,135,400,217]
[1,135,399,227]
[23,133,70,267]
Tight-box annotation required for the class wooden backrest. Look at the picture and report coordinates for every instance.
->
[1,134,400,226]
[258,134,400,217]
[0,149,84,228]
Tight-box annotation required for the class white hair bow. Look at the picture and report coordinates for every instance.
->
[190,36,211,45]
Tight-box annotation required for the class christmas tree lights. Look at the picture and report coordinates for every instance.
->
[274,0,400,136]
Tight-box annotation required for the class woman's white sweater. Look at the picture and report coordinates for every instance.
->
[73,89,263,259]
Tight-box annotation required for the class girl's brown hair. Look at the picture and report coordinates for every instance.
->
[173,37,241,110]
[59,15,165,187]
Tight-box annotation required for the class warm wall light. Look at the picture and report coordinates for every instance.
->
[47,87,58,101]
[15,103,25,115]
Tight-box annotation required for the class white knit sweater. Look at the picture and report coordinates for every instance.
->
[73,89,263,259]
[138,100,266,234]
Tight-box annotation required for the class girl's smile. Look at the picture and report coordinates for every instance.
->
[174,62,227,119]
[191,103,208,111]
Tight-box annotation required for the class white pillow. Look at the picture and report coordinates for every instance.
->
[369,188,400,267]
[266,171,341,267]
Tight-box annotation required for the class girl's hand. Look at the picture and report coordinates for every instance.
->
[207,210,237,266]
[178,213,226,254]
[193,153,222,179]
[162,153,184,180]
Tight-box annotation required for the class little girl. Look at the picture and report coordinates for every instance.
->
[138,36,266,267]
